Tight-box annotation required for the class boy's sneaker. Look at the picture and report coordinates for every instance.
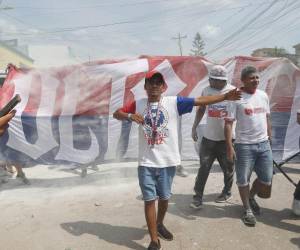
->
[190,196,203,209]
[242,210,256,226]
[249,197,261,215]
[157,224,173,241]
[215,192,232,203]
[148,239,161,250]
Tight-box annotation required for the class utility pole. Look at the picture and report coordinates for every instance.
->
[172,33,187,56]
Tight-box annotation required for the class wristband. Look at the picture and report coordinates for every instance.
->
[127,113,132,121]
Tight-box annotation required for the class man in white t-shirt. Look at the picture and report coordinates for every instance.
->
[190,65,235,209]
[225,66,273,227]
[113,71,241,250]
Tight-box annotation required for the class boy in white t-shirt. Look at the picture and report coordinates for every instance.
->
[113,71,241,250]
[225,66,273,227]
[190,65,235,209]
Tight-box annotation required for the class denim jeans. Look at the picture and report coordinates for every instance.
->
[194,137,234,197]
[138,166,176,201]
[234,140,273,186]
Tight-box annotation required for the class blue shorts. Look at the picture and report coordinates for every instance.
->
[235,141,273,186]
[138,166,176,201]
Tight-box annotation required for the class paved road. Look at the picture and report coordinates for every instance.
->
[0,161,299,250]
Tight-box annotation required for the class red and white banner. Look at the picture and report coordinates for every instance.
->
[0,56,299,165]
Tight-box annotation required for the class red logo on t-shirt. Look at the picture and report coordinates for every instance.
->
[244,107,265,116]
[244,108,253,115]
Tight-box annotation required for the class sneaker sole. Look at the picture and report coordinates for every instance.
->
[189,203,203,209]
[242,219,256,227]
[215,196,233,203]
[157,232,173,241]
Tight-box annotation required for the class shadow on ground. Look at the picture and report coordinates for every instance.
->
[61,221,147,250]
[169,193,300,235]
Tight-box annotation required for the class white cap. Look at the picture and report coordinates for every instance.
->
[209,65,228,81]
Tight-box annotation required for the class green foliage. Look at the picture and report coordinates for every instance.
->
[190,32,206,56]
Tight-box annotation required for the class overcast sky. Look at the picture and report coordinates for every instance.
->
[0,0,299,63]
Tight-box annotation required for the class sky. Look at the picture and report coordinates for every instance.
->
[0,0,299,65]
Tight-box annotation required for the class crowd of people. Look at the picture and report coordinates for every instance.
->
[0,64,289,250]
[114,65,274,250]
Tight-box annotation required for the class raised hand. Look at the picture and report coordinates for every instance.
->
[225,88,242,101]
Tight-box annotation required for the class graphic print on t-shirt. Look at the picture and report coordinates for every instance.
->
[142,105,169,146]
[207,104,228,118]
[244,107,266,116]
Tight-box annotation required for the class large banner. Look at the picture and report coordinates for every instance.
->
[0,56,299,166]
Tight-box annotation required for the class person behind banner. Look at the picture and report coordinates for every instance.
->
[225,66,273,227]
[190,65,235,209]
[113,71,241,250]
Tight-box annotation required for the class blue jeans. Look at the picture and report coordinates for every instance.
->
[235,140,273,186]
[138,166,176,201]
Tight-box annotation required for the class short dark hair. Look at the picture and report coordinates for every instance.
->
[145,72,165,85]
[241,66,258,80]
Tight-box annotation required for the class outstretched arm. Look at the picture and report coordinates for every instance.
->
[194,88,241,106]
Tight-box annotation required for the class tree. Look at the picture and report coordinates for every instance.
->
[190,32,206,56]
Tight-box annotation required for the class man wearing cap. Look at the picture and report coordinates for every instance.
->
[225,66,273,226]
[190,65,235,209]
[113,71,241,250]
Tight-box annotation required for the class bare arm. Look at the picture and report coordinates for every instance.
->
[113,109,144,124]
[194,88,241,106]
[0,111,16,136]
[191,105,206,142]
[224,120,235,162]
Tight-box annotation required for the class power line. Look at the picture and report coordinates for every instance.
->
[206,0,280,56]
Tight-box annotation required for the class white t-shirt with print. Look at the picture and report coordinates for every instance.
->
[226,89,270,144]
[134,96,194,168]
[202,84,236,141]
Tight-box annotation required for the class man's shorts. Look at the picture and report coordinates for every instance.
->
[138,166,176,201]
[235,140,273,186]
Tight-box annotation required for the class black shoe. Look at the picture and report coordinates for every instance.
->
[249,197,261,215]
[157,224,173,241]
[242,210,256,226]
[190,195,203,209]
[148,239,161,250]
